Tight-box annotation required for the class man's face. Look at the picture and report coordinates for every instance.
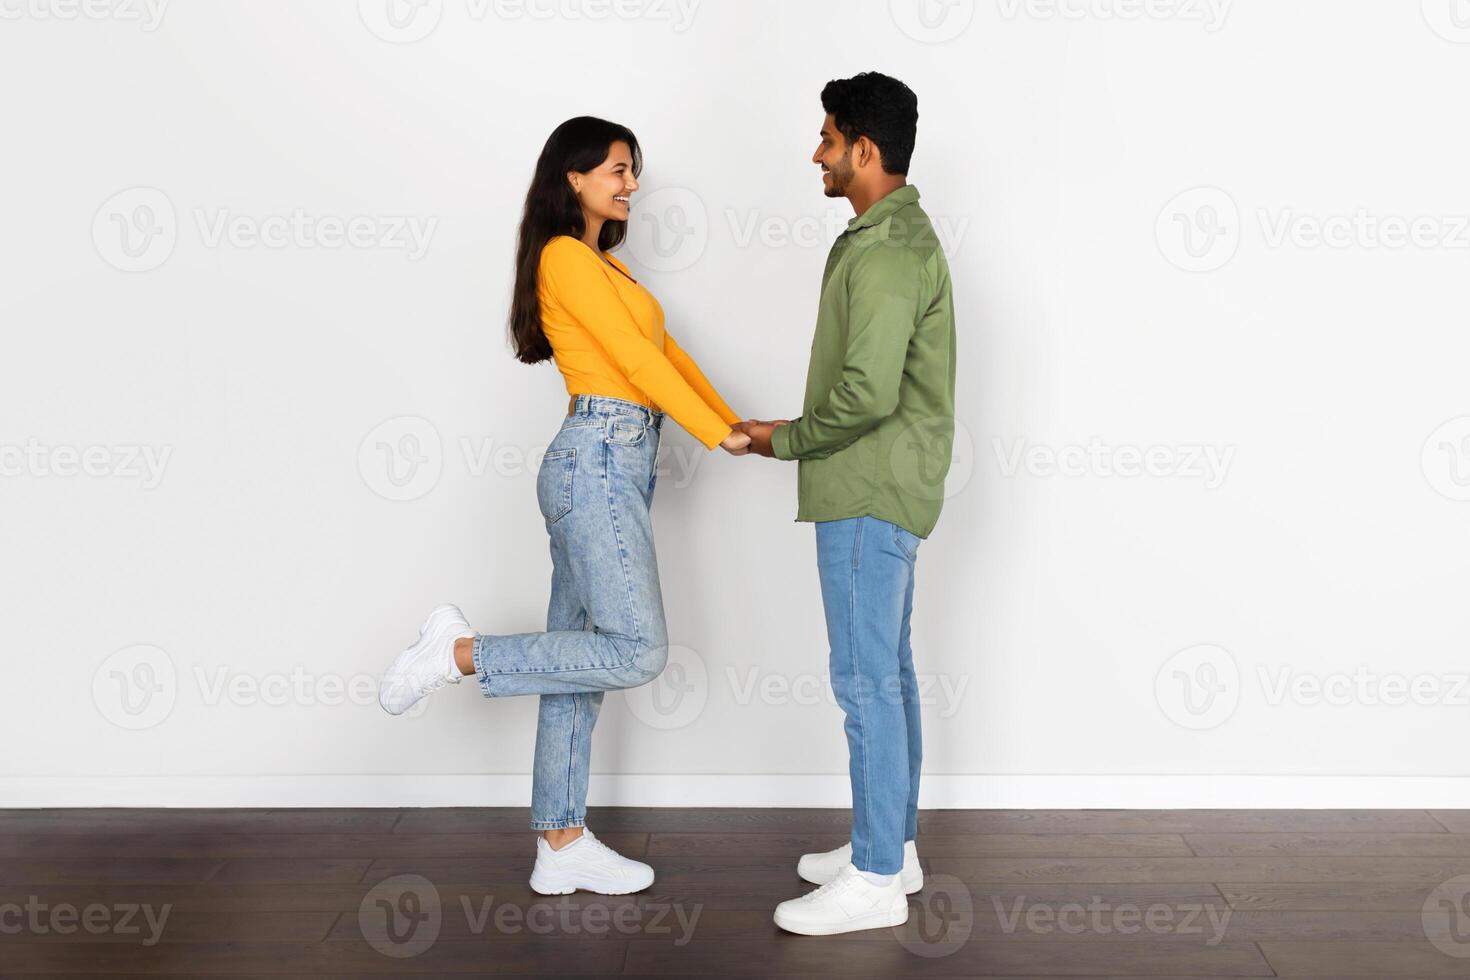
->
[812,113,854,199]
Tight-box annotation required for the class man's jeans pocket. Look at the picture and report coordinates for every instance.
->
[892,523,920,561]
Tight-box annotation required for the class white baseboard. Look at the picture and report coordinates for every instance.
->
[4,774,1470,808]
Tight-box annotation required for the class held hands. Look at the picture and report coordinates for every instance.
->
[722,418,791,457]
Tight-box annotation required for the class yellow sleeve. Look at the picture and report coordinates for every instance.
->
[539,237,732,449]
[663,329,741,426]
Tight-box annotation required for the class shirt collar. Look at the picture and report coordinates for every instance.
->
[845,184,920,234]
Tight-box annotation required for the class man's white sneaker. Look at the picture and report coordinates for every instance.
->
[528,829,656,896]
[379,603,474,716]
[797,839,923,894]
[773,863,909,935]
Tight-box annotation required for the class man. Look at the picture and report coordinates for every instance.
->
[739,71,957,936]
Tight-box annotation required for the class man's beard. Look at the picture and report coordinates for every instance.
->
[823,152,853,198]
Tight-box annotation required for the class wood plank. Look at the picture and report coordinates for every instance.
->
[0,809,403,836]
[1260,941,1470,976]
[646,833,1193,858]
[0,859,223,884]
[1187,833,1470,857]
[624,937,1275,975]
[927,855,1470,884]
[0,910,336,943]
[210,858,374,884]
[0,832,646,860]
[1219,882,1450,911]
[1428,811,1470,833]
[915,810,1447,834]
[392,807,853,836]
[0,941,627,973]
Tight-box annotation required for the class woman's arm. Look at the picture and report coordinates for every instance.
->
[539,238,736,450]
[663,329,741,426]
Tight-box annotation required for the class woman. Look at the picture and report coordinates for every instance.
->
[378,116,751,896]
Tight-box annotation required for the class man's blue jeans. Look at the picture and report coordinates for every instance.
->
[471,396,669,831]
[815,515,923,875]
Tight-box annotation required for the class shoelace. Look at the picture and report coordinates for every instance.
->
[578,834,619,860]
[804,869,857,902]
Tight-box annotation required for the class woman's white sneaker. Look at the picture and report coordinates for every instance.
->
[528,830,655,895]
[379,603,475,716]
[797,840,923,894]
[773,863,909,935]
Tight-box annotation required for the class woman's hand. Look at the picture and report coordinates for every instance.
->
[721,426,752,455]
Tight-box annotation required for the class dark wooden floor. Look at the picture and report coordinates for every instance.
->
[2,808,1470,976]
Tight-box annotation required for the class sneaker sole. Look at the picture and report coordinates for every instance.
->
[528,868,655,896]
[379,605,470,715]
[773,902,909,936]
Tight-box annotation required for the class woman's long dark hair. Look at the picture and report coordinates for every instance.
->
[510,116,643,364]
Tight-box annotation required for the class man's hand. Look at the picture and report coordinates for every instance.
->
[735,418,791,458]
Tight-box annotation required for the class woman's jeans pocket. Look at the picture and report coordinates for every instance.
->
[606,415,646,446]
[536,448,576,525]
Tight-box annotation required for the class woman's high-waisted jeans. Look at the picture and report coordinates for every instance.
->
[471,395,669,830]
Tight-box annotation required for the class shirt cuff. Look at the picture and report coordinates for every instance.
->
[771,422,796,460]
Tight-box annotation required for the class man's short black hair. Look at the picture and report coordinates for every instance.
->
[820,72,919,175]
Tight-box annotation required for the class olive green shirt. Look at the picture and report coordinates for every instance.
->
[770,184,956,539]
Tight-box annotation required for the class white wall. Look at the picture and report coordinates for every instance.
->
[4,0,1470,809]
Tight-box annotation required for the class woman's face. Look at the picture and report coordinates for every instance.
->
[570,141,638,226]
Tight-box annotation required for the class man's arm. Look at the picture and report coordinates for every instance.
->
[770,246,924,461]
